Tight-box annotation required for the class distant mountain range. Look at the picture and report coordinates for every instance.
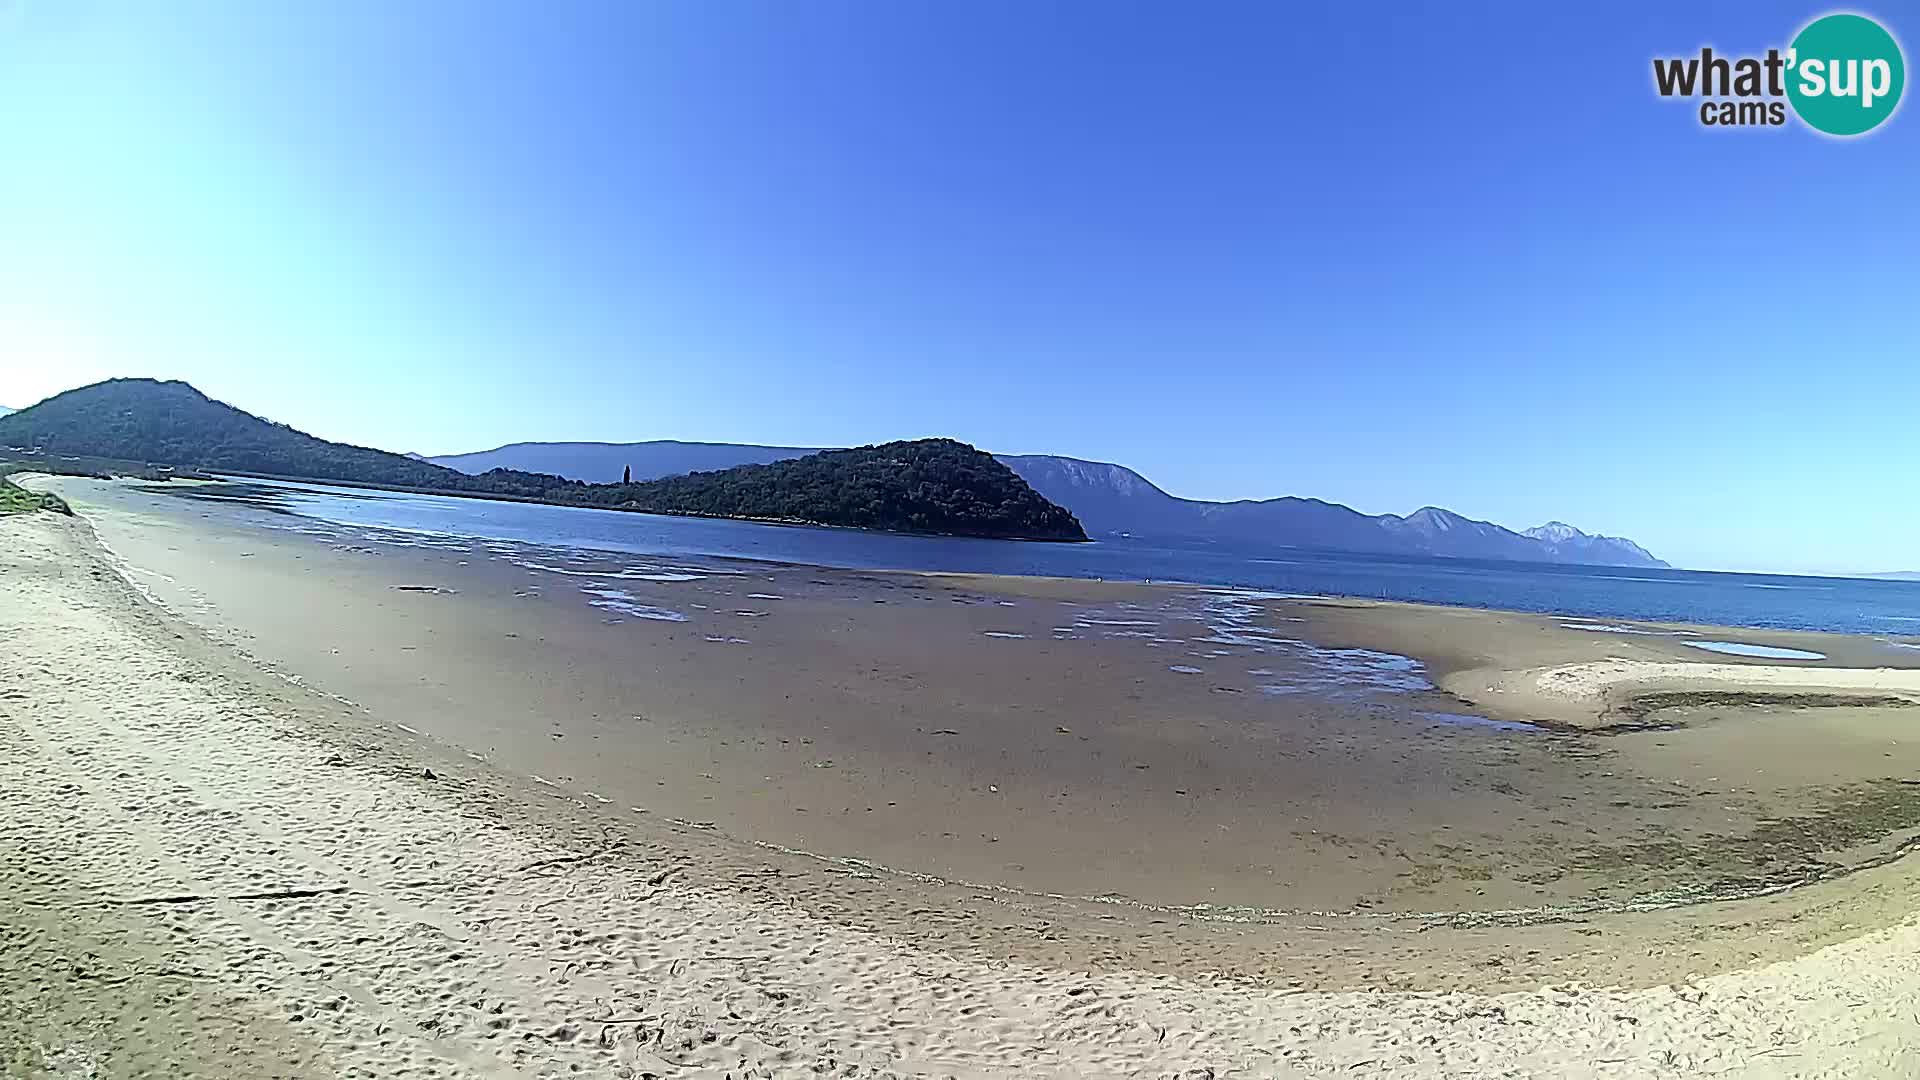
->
[995,455,1665,567]
[431,441,820,481]
[430,442,1667,567]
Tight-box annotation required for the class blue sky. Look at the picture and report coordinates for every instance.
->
[1,2,1915,574]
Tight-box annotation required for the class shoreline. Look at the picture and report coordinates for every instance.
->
[11,490,1920,1073]
[30,469,1920,640]
[45,492,1920,932]
[22,465,1094,542]
[19,476,1920,930]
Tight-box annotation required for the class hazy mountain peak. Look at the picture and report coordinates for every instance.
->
[1524,521,1585,543]
[992,455,1167,499]
[1519,521,1663,568]
[1401,507,1465,530]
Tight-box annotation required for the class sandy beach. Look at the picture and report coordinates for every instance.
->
[11,479,1920,1076]
[6,2,1913,1073]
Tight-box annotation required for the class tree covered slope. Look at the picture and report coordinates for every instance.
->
[0,379,472,489]
[608,439,1085,540]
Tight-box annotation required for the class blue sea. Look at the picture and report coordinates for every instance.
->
[164,478,1920,637]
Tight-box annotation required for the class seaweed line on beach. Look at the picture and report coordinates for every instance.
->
[742,816,1920,932]
[1595,689,1920,734]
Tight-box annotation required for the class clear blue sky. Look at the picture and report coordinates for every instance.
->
[2,2,1915,574]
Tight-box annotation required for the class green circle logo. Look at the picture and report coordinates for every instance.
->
[1787,13,1905,136]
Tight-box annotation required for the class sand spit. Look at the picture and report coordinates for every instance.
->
[7,513,1920,1077]
[1450,659,1920,730]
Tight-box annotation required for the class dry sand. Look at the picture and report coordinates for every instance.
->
[8,489,1920,1075]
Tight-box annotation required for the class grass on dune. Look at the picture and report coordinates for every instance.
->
[0,477,71,516]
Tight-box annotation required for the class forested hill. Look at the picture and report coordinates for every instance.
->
[609,440,1085,540]
[0,379,1085,541]
[0,379,495,489]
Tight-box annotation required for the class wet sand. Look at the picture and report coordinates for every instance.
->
[21,474,1920,996]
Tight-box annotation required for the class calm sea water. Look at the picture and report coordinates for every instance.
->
[152,478,1920,636]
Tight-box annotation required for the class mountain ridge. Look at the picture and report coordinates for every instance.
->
[428,442,1667,567]
[432,440,819,482]
[997,454,1666,567]
[1,383,1658,564]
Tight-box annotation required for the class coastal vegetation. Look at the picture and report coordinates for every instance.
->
[597,439,1085,539]
[0,477,70,515]
[0,379,1085,540]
